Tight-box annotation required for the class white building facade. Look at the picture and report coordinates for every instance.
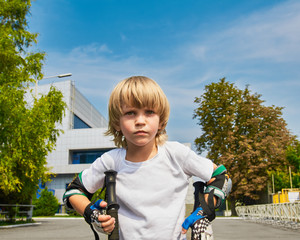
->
[29,80,115,204]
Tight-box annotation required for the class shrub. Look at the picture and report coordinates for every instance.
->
[33,187,60,216]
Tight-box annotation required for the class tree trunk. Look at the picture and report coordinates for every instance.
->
[230,197,238,216]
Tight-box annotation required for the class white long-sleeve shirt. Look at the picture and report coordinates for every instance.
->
[82,141,214,240]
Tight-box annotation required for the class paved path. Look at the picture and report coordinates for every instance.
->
[0,217,299,239]
[212,218,300,240]
[0,218,98,240]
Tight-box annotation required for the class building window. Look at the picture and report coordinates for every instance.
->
[74,114,91,129]
[70,149,114,164]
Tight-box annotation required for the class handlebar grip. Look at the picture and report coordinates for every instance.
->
[105,170,119,240]
[107,208,119,240]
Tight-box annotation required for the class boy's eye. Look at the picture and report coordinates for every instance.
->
[124,111,135,116]
[145,110,155,115]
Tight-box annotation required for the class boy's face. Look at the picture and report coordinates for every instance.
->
[116,105,161,148]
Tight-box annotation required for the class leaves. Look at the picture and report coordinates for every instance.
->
[194,78,292,204]
[269,139,300,192]
[0,0,66,204]
[32,187,60,216]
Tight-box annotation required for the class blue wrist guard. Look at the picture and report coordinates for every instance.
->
[182,207,206,230]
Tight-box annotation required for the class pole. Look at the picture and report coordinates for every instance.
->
[272,174,275,194]
[35,73,72,98]
[105,170,119,240]
[289,166,293,189]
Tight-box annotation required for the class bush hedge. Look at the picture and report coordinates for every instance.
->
[32,188,60,216]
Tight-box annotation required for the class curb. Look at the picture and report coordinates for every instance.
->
[0,222,41,229]
[215,217,242,220]
[33,217,84,220]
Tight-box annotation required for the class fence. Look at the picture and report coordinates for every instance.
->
[236,202,300,229]
[0,204,34,221]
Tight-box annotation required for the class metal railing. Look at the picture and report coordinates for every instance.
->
[0,204,34,221]
[236,202,300,229]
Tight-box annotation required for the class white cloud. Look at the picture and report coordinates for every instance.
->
[120,33,127,41]
[70,43,113,57]
[189,45,207,61]
[204,0,300,63]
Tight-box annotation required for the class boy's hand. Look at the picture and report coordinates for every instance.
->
[96,200,116,233]
[181,176,219,235]
[181,207,208,234]
[84,199,115,234]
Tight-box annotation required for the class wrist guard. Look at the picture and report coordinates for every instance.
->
[182,206,211,239]
[83,200,108,234]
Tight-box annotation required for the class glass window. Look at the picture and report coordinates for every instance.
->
[71,149,114,164]
[74,114,91,129]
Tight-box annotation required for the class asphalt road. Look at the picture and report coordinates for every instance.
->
[0,217,299,240]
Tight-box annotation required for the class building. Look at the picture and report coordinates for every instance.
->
[28,80,115,204]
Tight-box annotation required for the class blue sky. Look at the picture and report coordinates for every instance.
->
[29,0,300,147]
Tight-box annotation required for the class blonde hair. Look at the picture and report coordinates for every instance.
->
[106,76,170,148]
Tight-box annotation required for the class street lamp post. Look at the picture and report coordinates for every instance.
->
[35,73,72,97]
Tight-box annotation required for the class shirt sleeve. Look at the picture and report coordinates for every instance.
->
[183,149,214,182]
[165,141,214,182]
[81,148,123,193]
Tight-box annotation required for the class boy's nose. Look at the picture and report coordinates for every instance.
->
[135,113,146,124]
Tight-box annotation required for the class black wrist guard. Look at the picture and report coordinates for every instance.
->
[84,203,100,225]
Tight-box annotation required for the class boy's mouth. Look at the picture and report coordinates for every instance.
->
[134,130,147,135]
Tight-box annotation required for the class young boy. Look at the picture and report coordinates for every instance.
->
[63,76,230,240]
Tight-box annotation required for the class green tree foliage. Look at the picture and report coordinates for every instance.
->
[32,187,60,216]
[193,78,292,211]
[270,139,300,192]
[91,188,106,202]
[287,139,300,173]
[0,0,66,204]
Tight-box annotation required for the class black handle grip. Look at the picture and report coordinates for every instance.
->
[105,170,119,240]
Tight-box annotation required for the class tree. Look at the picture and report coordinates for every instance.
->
[286,139,300,174]
[193,78,292,214]
[0,0,66,204]
[270,138,300,192]
[32,187,60,216]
